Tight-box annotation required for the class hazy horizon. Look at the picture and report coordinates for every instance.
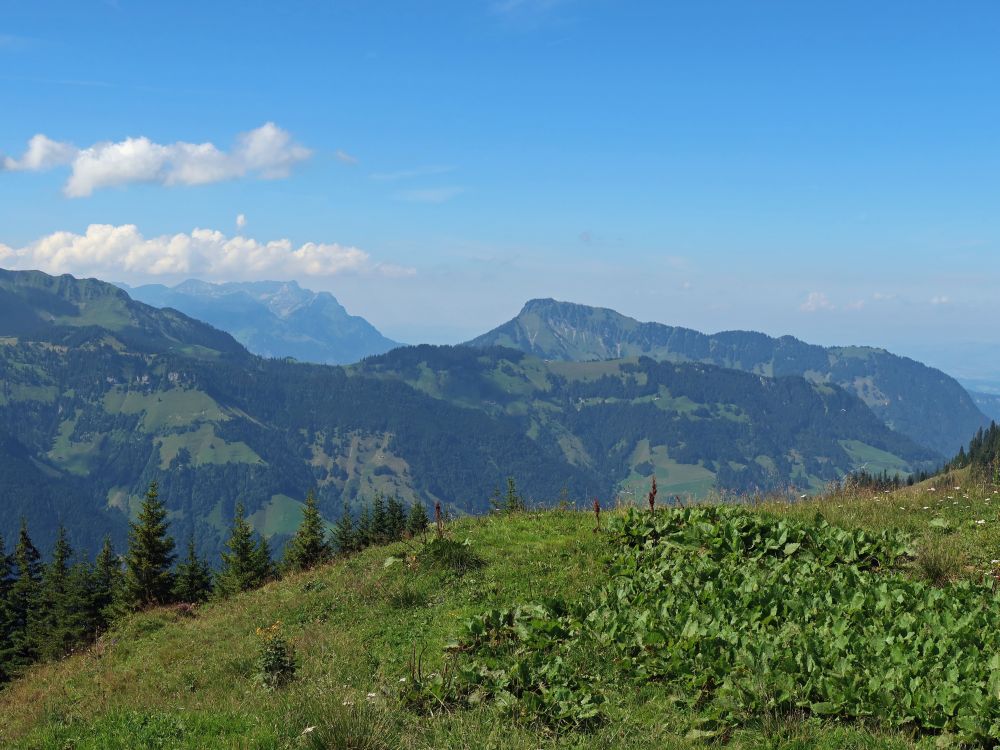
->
[2,1,999,381]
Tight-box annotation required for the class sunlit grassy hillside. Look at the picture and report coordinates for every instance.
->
[4,476,1000,749]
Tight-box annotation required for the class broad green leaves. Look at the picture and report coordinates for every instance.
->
[412,506,1000,743]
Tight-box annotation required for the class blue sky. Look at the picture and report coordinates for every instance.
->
[1,1,999,381]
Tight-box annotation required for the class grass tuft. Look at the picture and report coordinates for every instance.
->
[418,537,484,575]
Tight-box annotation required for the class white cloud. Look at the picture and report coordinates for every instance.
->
[1,123,311,197]
[800,291,835,312]
[0,224,414,282]
[930,295,951,306]
[335,149,359,165]
[236,214,247,230]
[2,134,77,171]
[396,186,465,204]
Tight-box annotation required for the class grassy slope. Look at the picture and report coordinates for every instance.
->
[5,479,1000,749]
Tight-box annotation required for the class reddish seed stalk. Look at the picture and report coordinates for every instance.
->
[593,497,601,532]
[434,501,444,539]
[647,476,657,513]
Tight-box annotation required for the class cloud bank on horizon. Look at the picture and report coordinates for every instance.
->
[0,224,415,283]
[1,123,311,197]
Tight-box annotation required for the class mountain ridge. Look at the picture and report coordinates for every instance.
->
[467,297,988,456]
[120,278,400,365]
[0,270,936,560]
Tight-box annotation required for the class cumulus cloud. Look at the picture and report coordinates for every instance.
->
[0,224,414,282]
[2,134,77,171]
[800,291,835,312]
[236,214,247,230]
[1,123,311,197]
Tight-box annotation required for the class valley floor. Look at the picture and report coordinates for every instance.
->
[2,472,999,749]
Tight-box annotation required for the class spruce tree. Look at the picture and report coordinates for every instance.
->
[91,536,121,628]
[173,537,213,603]
[0,533,13,682]
[5,520,43,671]
[38,526,83,660]
[406,501,430,539]
[283,490,332,572]
[504,476,525,512]
[357,503,373,549]
[386,496,406,541]
[216,503,272,597]
[372,492,387,543]
[123,482,176,609]
[333,501,356,554]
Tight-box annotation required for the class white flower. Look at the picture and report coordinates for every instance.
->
[977,519,986,525]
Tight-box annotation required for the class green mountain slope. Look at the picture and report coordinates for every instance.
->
[355,345,936,497]
[466,298,988,456]
[121,279,400,364]
[0,271,593,558]
[6,478,1000,749]
[0,271,935,561]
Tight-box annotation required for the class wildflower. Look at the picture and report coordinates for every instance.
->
[977,519,986,525]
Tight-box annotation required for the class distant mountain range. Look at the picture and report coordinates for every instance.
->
[0,270,938,560]
[467,298,989,457]
[120,279,400,365]
[968,391,1000,423]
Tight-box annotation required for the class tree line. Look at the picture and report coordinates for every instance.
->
[0,482,431,685]
[947,421,1000,481]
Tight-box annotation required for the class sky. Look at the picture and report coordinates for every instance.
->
[1,1,999,383]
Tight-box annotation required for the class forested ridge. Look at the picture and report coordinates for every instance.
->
[0,269,935,565]
[468,297,988,456]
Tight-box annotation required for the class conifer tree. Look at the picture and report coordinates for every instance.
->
[0,533,14,682]
[173,537,213,603]
[4,520,43,671]
[91,536,121,628]
[216,503,272,597]
[356,503,373,549]
[38,526,85,660]
[505,476,525,512]
[406,501,430,539]
[254,535,276,582]
[123,482,176,608]
[333,501,356,554]
[283,490,332,572]
[386,496,406,540]
[372,492,387,543]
